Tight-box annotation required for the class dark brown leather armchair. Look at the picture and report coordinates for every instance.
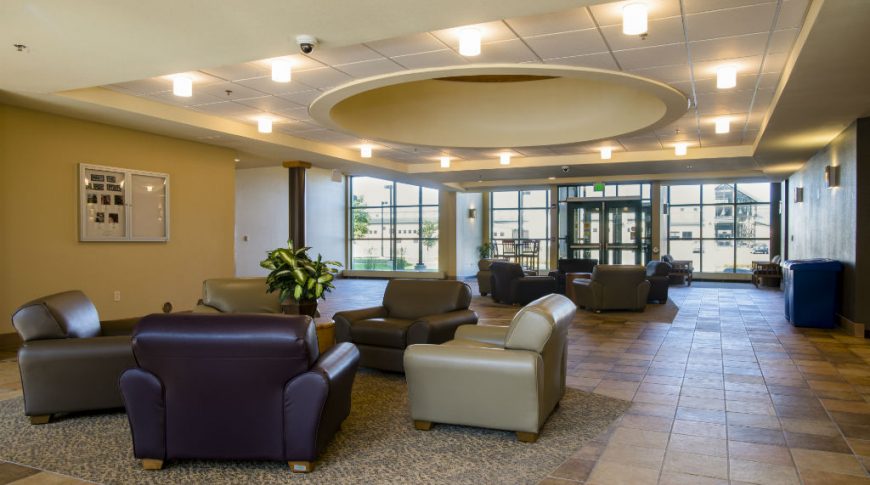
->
[548,258,598,294]
[11,291,138,424]
[490,262,557,305]
[646,261,672,303]
[120,313,359,472]
[334,279,478,372]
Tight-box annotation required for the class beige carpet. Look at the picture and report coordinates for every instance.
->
[0,370,629,485]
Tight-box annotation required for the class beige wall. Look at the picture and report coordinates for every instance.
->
[306,167,347,267]
[455,192,483,278]
[0,105,236,332]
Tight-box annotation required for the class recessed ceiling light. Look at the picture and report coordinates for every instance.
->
[600,147,612,160]
[674,143,688,156]
[458,28,481,57]
[360,143,373,158]
[271,59,292,83]
[440,156,451,168]
[622,3,648,36]
[233,157,240,162]
[499,152,511,165]
[257,117,273,134]
[716,65,737,89]
[548,176,556,180]
[172,76,192,97]
[715,117,730,134]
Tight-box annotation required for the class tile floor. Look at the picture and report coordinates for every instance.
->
[1,279,870,484]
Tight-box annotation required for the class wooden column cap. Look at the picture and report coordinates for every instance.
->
[282,161,312,169]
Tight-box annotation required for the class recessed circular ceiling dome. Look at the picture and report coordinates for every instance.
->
[310,64,688,149]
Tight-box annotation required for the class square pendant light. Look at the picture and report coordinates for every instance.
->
[440,156,451,168]
[716,65,737,89]
[172,76,192,97]
[458,28,481,56]
[499,152,511,165]
[715,117,730,134]
[257,118,273,134]
[674,143,688,156]
[271,59,292,83]
[360,143,373,158]
[622,3,648,36]
[600,147,612,160]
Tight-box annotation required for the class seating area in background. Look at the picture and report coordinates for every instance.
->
[120,313,359,472]
[753,255,783,288]
[548,258,598,300]
[492,239,541,273]
[572,265,650,312]
[489,261,556,305]
[661,254,694,286]
[333,279,478,372]
[404,294,576,442]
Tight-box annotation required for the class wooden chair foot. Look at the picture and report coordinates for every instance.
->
[516,431,539,443]
[288,461,313,473]
[141,459,164,470]
[29,415,50,425]
[414,420,433,431]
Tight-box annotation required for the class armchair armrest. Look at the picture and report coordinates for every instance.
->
[119,368,166,460]
[636,280,651,308]
[454,324,509,346]
[333,306,388,342]
[191,304,222,314]
[100,317,141,336]
[310,342,360,454]
[407,309,479,345]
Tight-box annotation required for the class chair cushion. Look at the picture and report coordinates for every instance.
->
[382,280,471,320]
[350,318,414,349]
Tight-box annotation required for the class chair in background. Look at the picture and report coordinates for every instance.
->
[193,277,281,313]
[752,255,783,288]
[572,265,650,312]
[333,279,478,372]
[646,261,672,303]
[661,255,694,286]
[489,261,557,305]
[476,259,506,296]
[548,258,598,295]
[11,290,138,424]
[120,313,359,472]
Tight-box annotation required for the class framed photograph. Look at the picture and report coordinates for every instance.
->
[79,163,170,242]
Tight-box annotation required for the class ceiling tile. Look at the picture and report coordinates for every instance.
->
[308,44,384,65]
[524,29,609,60]
[628,64,692,83]
[234,76,316,96]
[768,28,799,54]
[278,90,321,106]
[777,0,810,30]
[191,101,264,117]
[392,49,468,69]
[692,54,765,82]
[474,39,539,63]
[696,90,756,115]
[365,32,446,57]
[234,95,302,112]
[143,90,225,108]
[543,52,619,70]
[430,20,518,48]
[690,32,768,63]
[276,121,322,134]
[686,3,777,42]
[614,43,687,71]
[111,78,171,96]
[200,61,269,82]
[276,106,314,122]
[600,16,687,51]
[197,81,268,100]
[700,130,747,146]
[761,52,788,72]
[505,7,595,37]
[617,135,663,151]
[698,113,749,135]
[588,0,683,27]
[335,58,405,78]
[684,0,772,15]
[290,67,354,90]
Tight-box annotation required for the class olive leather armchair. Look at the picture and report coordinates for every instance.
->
[11,290,138,424]
[572,265,650,312]
[333,279,478,372]
[404,294,576,442]
[193,277,282,313]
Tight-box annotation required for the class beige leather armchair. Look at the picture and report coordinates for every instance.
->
[404,294,576,442]
[572,265,650,312]
[193,278,282,314]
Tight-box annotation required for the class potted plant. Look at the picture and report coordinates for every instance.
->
[260,241,342,317]
[477,242,494,260]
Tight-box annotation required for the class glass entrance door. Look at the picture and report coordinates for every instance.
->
[568,200,643,264]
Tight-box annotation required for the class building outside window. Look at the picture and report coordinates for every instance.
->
[350,176,438,271]
[665,183,771,273]
[490,190,550,270]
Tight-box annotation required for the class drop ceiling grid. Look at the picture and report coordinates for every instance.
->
[102,0,805,164]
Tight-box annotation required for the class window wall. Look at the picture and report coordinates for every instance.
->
[665,183,771,273]
[350,176,439,271]
[490,190,550,270]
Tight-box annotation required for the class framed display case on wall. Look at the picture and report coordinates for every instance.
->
[79,163,170,242]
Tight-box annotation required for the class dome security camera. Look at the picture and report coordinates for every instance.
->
[561,165,570,173]
[296,35,318,54]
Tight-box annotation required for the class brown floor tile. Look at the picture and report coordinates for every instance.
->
[800,469,870,485]
[0,462,39,484]
[728,440,794,466]
[727,424,787,446]
[791,448,869,477]
[779,417,841,437]
[662,450,728,480]
[586,460,660,485]
[549,457,596,481]
[729,458,800,485]
[784,431,853,453]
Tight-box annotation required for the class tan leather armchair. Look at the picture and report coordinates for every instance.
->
[193,278,282,314]
[572,265,650,312]
[404,294,576,442]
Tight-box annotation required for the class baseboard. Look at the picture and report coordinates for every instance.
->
[0,332,21,351]
[342,270,446,279]
[838,314,866,338]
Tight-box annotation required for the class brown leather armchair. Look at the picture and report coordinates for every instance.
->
[573,265,650,312]
[11,291,138,424]
[193,277,281,313]
[333,279,478,372]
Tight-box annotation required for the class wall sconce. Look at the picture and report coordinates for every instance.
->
[468,208,477,220]
[825,165,839,188]
[794,186,804,203]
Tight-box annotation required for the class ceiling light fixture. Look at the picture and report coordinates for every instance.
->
[172,76,192,97]
[548,176,556,180]
[360,143,373,158]
[271,59,292,83]
[600,147,612,160]
[674,142,688,156]
[716,65,737,89]
[622,3,648,37]
[458,28,481,57]
[257,117,273,134]
[715,117,730,134]
[499,152,511,165]
[440,156,451,168]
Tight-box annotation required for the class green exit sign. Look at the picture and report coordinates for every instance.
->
[593,182,605,192]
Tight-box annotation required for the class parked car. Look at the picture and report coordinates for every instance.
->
[751,245,769,254]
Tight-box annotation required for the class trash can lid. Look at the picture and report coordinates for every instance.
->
[782,259,843,271]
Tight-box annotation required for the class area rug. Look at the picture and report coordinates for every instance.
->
[0,371,629,485]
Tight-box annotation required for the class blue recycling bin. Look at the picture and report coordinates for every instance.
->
[782,259,843,328]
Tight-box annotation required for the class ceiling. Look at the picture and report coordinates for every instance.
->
[2,0,868,190]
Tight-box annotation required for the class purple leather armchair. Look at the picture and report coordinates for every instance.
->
[119,313,360,473]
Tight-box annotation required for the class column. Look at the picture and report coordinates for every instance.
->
[283,161,311,247]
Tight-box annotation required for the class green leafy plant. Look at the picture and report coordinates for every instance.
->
[260,241,342,303]
[477,242,493,260]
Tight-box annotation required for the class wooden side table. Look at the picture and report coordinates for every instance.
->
[315,320,336,355]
